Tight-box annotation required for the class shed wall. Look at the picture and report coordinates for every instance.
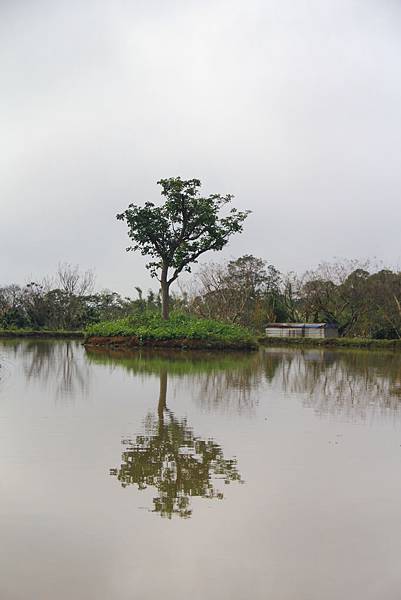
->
[265,325,338,338]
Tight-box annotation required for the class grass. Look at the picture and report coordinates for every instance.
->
[85,312,257,349]
[259,336,401,350]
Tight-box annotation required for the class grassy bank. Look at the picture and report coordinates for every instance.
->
[85,313,257,350]
[0,329,84,338]
[259,336,401,350]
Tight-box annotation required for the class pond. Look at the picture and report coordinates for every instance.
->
[0,340,400,599]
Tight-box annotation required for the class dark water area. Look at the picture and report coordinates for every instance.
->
[0,340,400,599]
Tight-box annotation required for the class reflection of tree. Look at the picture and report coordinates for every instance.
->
[194,358,263,413]
[87,343,401,423]
[10,340,89,398]
[86,348,265,414]
[110,370,242,518]
[192,351,282,413]
[265,348,401,420]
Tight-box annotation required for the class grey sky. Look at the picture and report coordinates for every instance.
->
[1,0,400,295]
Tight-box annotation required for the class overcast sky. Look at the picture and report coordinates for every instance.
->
[1,0,400,295]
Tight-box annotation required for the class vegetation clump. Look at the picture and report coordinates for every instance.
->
[85,312,257,350]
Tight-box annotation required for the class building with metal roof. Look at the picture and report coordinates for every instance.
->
[265,323,338,339]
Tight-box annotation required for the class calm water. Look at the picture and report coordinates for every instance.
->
[0,340,401,599]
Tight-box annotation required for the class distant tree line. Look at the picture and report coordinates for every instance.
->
[186,256,401,339]
[0,264,157,330]
[0,263,187,330]
[1,258,401,338]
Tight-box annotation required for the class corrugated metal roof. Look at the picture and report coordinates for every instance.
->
[265,323,337,329]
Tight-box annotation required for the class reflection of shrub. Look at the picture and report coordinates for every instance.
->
[86,311,257,347]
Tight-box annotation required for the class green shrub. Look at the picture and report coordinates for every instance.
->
[86,311,256,346]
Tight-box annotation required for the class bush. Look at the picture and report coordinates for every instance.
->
[86,311,257,346]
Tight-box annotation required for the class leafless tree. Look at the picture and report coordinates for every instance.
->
[57,263,95,296]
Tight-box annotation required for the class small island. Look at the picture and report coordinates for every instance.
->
[84,312,258,351]
[84,177,256,351]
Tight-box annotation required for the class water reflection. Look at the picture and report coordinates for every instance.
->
[0,339,89,398]
[110,370,243,518]
[86,348,261,413]
[87,346,401,420]
[2,343,401,597]
[3,340,401,421]
[264,348,401,420]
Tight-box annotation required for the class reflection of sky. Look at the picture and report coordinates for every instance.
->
[1,341,401,599]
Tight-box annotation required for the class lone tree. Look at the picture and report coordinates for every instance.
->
[117,177,250,319]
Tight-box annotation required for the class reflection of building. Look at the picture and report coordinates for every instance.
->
[265,323,338,338]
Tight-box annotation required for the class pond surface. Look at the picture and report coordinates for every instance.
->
[0,340,401,599]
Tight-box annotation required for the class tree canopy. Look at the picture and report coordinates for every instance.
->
[117,177,250,319]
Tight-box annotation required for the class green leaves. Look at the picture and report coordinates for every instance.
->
[117,177,250,284]
[85,311,257,347]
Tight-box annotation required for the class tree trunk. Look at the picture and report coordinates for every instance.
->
[158,370,168,431]
[160,264,170,320]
